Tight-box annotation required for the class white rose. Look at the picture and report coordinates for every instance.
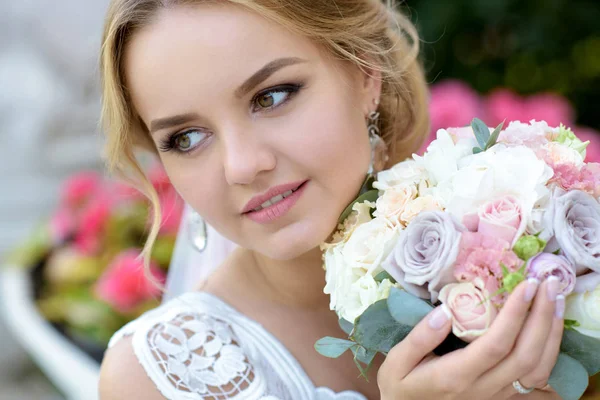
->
[343,217,399,274]
[345,274,395,323]
[445,145,553,226]
[323,244,364,318]
[374,159,429,190]
[413,129,475,186]
[564,286,600,339]
[374,185,417,226]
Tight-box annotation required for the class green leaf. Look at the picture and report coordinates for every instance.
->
[387,287,433,326]
[471,118,490,149]
[484,120,505,150]
[351,346,377,380]
[351,299,411,354]
[560,327,600,375]
[548,353,589,400]
[374,271,397,284]
[338,318,354,336]
[472,147,483,154]
[314,337,356,359]
[564,319,581,331]
[337,189,379,225]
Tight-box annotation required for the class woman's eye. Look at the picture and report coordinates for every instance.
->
[159,130,207,153]
[252,84,301,112]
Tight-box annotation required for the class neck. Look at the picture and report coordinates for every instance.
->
[243,246,331,311]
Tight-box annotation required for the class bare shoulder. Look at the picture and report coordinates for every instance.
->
[99,335,165,400]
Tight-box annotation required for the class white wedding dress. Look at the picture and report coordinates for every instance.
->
[107,205,368,400]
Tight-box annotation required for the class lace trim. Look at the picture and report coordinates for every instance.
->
[147,312,257,399]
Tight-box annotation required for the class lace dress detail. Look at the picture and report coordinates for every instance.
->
[108,292,368,400]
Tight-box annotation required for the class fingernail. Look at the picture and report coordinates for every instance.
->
[547,276,560,301]
[555,295,565,319]
[524,278,540,302]
[429,304,452,330]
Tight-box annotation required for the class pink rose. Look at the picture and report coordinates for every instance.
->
[463,196,524,246]
[94,249,166,313]
[439,278,498,342]
[454,231,522,306]
[61,171,102,210]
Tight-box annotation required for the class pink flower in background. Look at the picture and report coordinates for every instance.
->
[61,171,102,210]
[95,249,166,313]
[420,80,482,154]
[525,93,575,127]
[149,164,172,193]
[49,207,76,244]
[157,188,184,235]
[575,126,600,163]
[454,231,522,305]
[74,196,113,255]
[485,90,574,128]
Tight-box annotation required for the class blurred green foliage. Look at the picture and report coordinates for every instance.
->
[405,0,600,129]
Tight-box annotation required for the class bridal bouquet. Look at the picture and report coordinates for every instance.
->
[316,119,600,400]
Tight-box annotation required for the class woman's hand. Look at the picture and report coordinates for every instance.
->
[377,278,565,400]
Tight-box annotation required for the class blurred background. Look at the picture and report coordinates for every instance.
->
[0,0,599,399]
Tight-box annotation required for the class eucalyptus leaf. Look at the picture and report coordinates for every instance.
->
[314,337,356,358]
[548,353,589,400]
[352,345,377,365]
[472,147,483,154]
[560,327,600,375]
[471,118,490,149]
[351,299,411,353]
[374,271,396,284]
[339,318,354,336]
[484,120,504,150]
[387,287,433,326]
[337,189,379,225]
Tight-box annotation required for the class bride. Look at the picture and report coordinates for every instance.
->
[98,1,563,399]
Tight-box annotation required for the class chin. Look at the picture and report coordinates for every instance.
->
[252,218,333,261]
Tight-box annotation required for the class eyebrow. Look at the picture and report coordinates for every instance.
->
[149,57,307,135]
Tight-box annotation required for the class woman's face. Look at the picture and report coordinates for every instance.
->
[124,3,380,260]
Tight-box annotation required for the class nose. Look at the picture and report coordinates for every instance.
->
[222,129,276,186]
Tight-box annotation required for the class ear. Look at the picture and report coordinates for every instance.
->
[357,64,382,116]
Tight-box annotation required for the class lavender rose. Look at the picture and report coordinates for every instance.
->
[526,253,576,296]
[382,210,465,302]
[544,190,600,274]
[575,271,600,294]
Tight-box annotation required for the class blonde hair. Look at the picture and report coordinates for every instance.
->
[100,0,430,286]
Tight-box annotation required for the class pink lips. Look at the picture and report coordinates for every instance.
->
[242,180,308,224]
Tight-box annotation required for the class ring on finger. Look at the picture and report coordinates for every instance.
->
[513,379,535,394]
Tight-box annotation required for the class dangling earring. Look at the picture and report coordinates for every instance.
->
[367,101,388,174]
[188,210,208,252]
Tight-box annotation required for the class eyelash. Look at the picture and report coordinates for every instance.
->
[157,82,304,154]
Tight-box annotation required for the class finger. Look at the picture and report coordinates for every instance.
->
[431,279,539,384]
[474,278,559,394]
[385,304,452,379]
[518,294,565,389]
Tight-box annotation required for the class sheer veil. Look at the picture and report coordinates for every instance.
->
[163,204,237,303]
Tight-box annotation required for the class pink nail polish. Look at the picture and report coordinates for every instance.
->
[524,278,540,302]
[429,304,451,330]
[555,295,565,319]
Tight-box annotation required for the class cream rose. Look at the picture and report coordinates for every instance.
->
[343,217,399,274]
[323,244,364,320]
[374,185,417,226]
[400,195,444,226]
[374,159,429,190]
[438,278,498,342]
[564,285,600,339]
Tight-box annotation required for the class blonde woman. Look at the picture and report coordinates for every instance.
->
[98,1,563,399]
